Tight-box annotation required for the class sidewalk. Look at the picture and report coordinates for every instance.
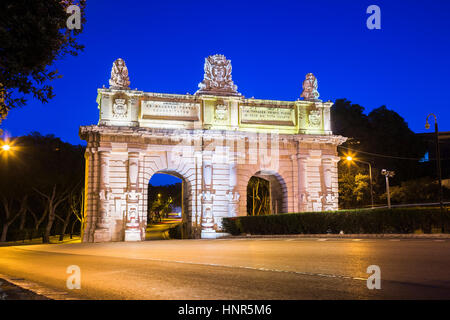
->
[0,278,50,300]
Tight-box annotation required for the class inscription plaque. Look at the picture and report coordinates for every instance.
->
[240,105,295,126]
[141,100,200,121]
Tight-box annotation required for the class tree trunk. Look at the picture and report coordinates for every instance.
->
[58,211,71,242]
[19,209,26,230]
[1,223,9,242]
[43,207,55,244]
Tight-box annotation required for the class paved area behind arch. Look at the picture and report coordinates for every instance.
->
[0,238,449,299]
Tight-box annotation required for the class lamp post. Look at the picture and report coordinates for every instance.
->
[346,156,374,209]
[425,113,444,232]
[381,169,395,209]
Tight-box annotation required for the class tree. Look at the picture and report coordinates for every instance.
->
[247,177,271,216]
[382,177,450,205]
[0,0,86,122]
[69,187,85,240]
[34,185,71,243]
[0,133,85,242]
[332,99,430,207]
[0,195,27,242]
[338,162,371,209]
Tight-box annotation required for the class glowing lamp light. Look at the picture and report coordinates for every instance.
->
[346,156,353,161]
[2,144,10,151]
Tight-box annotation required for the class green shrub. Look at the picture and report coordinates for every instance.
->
[222,207,450,235]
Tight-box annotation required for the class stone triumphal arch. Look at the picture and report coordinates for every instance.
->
[79,55,346,242]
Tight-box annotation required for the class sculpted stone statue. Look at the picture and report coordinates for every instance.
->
[109,58,130,89]
[196,54,240,96]
[300,73,320,101]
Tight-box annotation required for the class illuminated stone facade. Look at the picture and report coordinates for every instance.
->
[79,55,346,242]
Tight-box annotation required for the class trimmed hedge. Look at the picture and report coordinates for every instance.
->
[222,207,450,235]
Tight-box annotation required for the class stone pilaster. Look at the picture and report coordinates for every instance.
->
[296,154,309,212]
[321,157,335,211]
[124,151,143,241]
[94,150,112,242]
[201,191,216,238]
[307,149,323,212]
[226,156,240,218]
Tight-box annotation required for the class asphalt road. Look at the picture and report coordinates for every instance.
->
[0,238,449,299]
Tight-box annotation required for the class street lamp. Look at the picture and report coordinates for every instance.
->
[2,144,10,151]
[425,113,444,232]
[345,155,374,209]
[381,169,395,209]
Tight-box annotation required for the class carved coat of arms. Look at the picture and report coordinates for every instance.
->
[215,104,228,121]
[308,109,321,127]
[196,54,240,96]
[112,98,127,118]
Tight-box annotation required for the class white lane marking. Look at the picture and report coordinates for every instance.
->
[84,252,368,282]
[434,240,445,242]
[352,239,362,242]
[10,246,370,284]
[317,239,328,241]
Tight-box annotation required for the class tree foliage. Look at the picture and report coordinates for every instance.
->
[0,132,85,242]
[247,176,271,216]
[0,0,86,121]
[332,99,435,207]
[332,99,428,182]
[147,183,182,223]
[381,177,450,205]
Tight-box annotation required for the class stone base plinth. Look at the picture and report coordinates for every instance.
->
[201,230,217,239]
[94,228,111,242]
[125,229,142,241]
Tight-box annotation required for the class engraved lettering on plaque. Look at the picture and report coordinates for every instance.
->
[240,105,295,126]
[140,100,200,121]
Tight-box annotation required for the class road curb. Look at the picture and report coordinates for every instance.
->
[0,274,79,300]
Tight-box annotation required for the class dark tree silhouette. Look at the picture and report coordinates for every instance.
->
[0,0,86,123]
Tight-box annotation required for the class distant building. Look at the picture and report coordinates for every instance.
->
[416,131,450,179]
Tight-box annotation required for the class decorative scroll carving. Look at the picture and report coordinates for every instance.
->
[109,58,130,89]
[196,54,240,96]
[300,73,320,101]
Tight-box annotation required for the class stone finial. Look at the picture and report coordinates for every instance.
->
[109,58,130,90]
[196,54,241,96]
[300,73,320,101]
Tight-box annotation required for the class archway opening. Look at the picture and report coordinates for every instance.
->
[146,172,188,239]
[247,171,285,216]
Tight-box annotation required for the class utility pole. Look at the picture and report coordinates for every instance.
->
[426,114,444,232]
[381,169,395,209]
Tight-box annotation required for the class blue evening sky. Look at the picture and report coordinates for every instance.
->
[2,0,450,147]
